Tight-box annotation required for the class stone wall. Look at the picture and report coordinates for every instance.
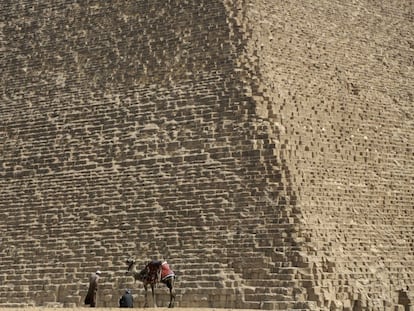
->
[224,0,414,309]
[0,0,412,310]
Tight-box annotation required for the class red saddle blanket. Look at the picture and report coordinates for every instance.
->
[160,261,175,280]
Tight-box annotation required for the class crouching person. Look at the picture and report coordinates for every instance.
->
[119,288,133,308]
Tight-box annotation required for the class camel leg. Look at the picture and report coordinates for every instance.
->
[151,283,157,308]
[167,277,175,308]
[143,284,149,308]
[168,286,175,308]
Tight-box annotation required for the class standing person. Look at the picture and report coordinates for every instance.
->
[119,288,134,308]
[84,270,101,307]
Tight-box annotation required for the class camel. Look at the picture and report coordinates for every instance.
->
[125,258,176,308]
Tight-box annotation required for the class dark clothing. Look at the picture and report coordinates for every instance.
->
[146,260,162,283]
[85,273,100,307]
[119,292,134,308]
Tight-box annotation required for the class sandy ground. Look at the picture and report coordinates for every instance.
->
[0,309,257,311]
[0,309,258,311]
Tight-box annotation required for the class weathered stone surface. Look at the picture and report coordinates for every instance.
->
[0,0,412,310]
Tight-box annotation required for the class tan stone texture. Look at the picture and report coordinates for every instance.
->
[0,0,413,310]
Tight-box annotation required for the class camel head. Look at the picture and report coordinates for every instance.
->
[125,258,136,274]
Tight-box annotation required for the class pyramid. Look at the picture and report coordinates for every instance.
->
[0,0,413,309]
